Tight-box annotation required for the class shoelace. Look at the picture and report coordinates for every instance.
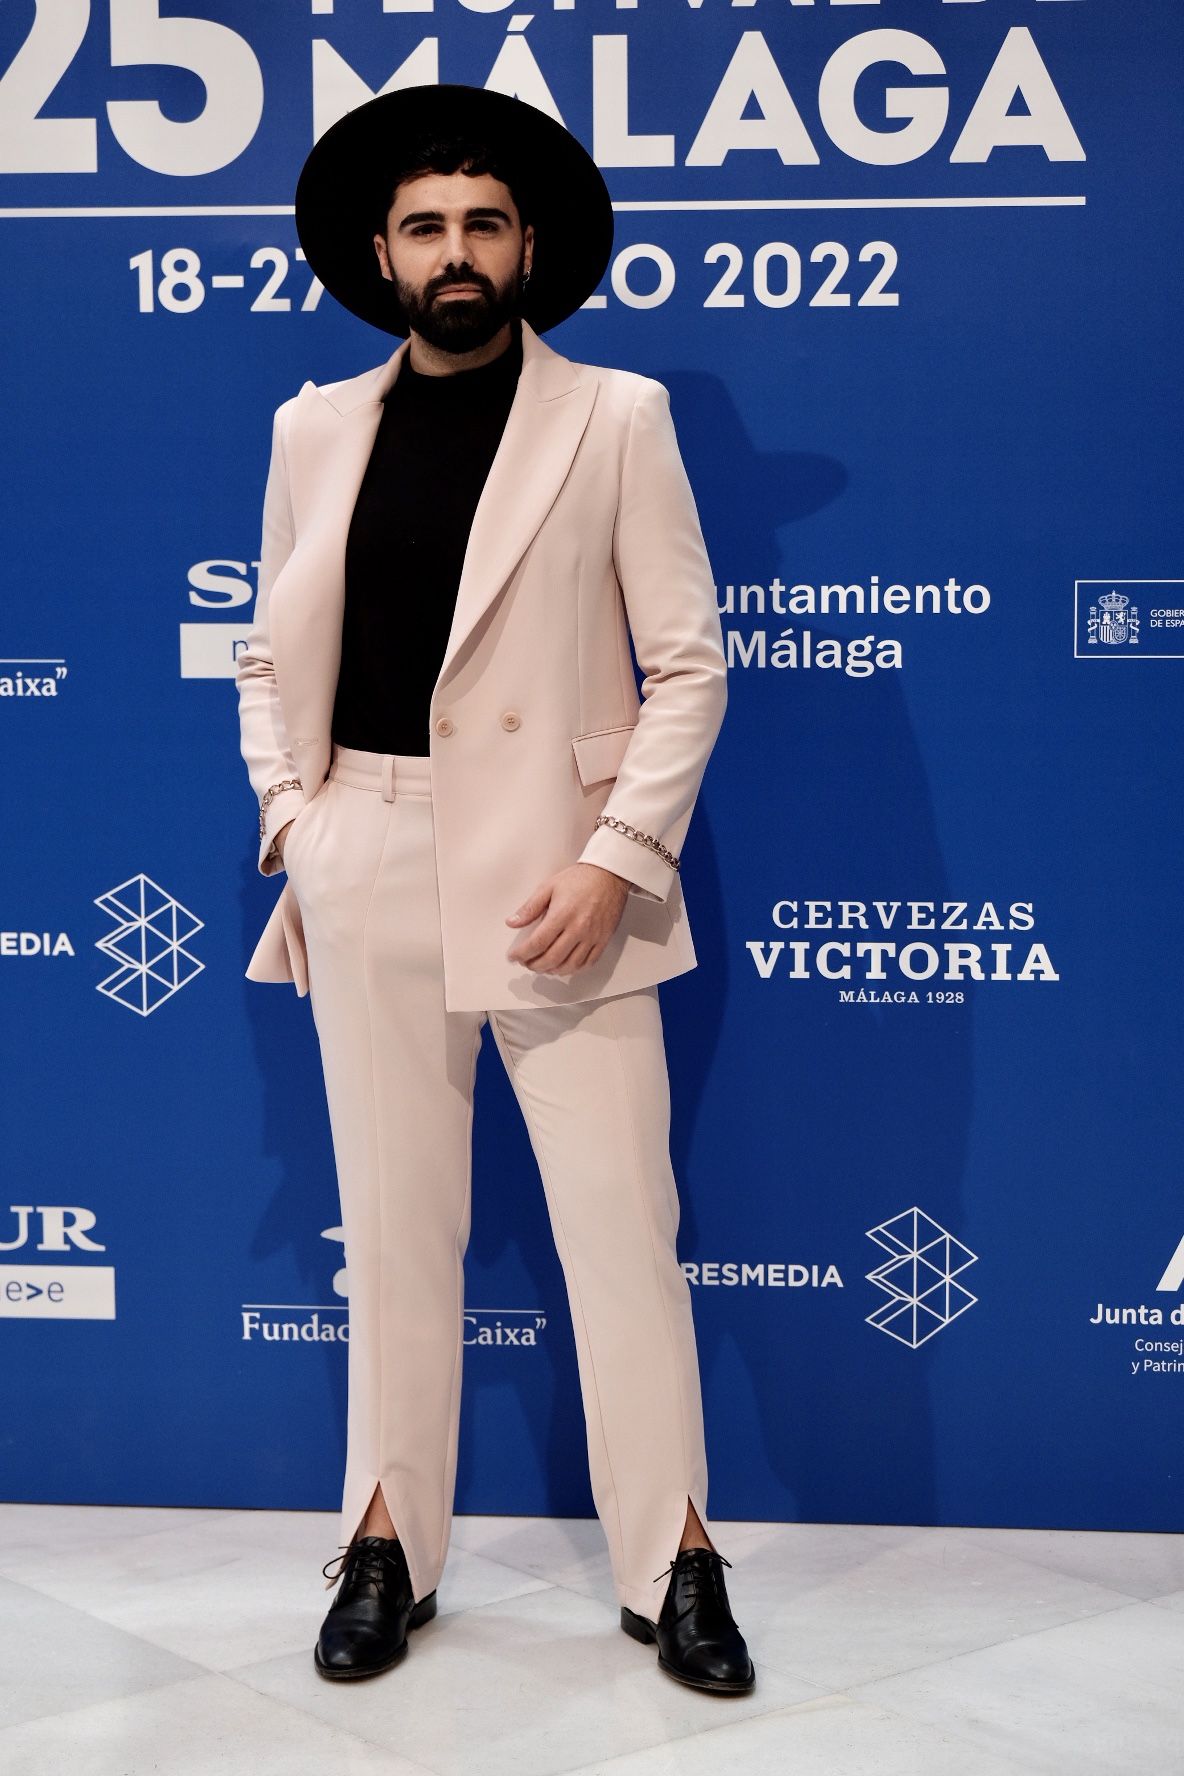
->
[651,1548,733,1617]
[321,1539,403,1592]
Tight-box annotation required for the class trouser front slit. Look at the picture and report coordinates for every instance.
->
[283,742,715,1620]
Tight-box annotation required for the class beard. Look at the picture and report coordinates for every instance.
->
[393,249,527,352]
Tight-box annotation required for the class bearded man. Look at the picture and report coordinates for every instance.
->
[236,83,751,1694]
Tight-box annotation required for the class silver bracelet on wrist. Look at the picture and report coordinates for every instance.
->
[593,813,679,872]
[258,777,302,840]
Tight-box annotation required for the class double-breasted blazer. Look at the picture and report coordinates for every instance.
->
[237,315,727,1012]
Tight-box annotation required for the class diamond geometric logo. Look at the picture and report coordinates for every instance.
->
[865,1206,978,1349]
[94,873,204,1016]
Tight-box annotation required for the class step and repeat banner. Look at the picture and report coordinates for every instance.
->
[3,2,1181,1536]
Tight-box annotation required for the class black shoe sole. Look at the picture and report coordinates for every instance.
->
[314,1588,438,1680]
[620,1606,756,1694]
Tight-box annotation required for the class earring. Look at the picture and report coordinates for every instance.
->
[522,270,531,287]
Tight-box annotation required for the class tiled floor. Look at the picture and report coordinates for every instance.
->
[0,1506,1181,1774]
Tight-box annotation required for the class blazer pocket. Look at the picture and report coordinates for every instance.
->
[280,779,327,873]
[570,722,638,788]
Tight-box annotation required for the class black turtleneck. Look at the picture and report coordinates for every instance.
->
[331,317,524,755]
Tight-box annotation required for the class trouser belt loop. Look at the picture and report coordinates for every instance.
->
[382,754,396,802]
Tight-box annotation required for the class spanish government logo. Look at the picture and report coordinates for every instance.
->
[94,874,204,1016]
[865,1206,978,1349]
[1087,590,1139,648]
[1075,580,1184,659]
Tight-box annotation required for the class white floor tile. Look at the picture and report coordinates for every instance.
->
[229,1579,817,1776]
[446,1510,613,1593]
[929,1524,1184,1601]
[0,1668,434,1776]
[563,1690,1041,1776]
[699,1523,1135,1691]
[0,1575,199,1731]
[0,1502,244,1568]
[1,1511,552,1672]
[855,1600,1184,1775]
[0,1506,1174,1776]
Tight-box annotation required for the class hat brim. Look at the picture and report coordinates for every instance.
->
[294,84,614,337]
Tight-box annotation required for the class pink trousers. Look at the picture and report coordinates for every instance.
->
[282,742,715,1619]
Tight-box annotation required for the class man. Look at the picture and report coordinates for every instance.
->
[236,83,752,1693]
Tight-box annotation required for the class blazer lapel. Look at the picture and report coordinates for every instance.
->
[268,365,396,763]
[271,317,598,767]
[437,321,597,683]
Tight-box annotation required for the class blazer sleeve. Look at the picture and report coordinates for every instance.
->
[576,379,728,902]
[236,396,307,876]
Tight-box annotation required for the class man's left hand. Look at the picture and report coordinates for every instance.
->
[506,863,631,975]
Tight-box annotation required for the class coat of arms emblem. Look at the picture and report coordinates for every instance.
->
[1086,589,1140,647]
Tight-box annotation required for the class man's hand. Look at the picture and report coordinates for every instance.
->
[506,862,631,975]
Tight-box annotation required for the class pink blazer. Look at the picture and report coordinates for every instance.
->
[237,316,727,1012]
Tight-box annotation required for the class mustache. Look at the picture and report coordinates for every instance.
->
[431,275,488,295]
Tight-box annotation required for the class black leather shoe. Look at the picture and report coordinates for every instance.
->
[314,1534,437,1680]
[621,1547,755,1693]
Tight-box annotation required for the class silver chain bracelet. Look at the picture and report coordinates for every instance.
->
[594,813,680,872]
[258,777,302,839]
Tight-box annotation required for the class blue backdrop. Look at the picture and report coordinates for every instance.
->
[3,1,1182,1535]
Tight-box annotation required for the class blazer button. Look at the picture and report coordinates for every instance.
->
[434,716,455,736]
[500,710,521,731]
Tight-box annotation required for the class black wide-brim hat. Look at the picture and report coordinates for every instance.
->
[294,83,614,337]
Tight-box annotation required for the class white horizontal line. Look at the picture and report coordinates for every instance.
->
[615,195,1086,211]
[0,195,1086,219]
[0,205,298,218]
[241,1302,544,1313]
[241,1302,348,1311]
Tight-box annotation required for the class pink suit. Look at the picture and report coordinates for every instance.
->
[236,318,728,1615]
